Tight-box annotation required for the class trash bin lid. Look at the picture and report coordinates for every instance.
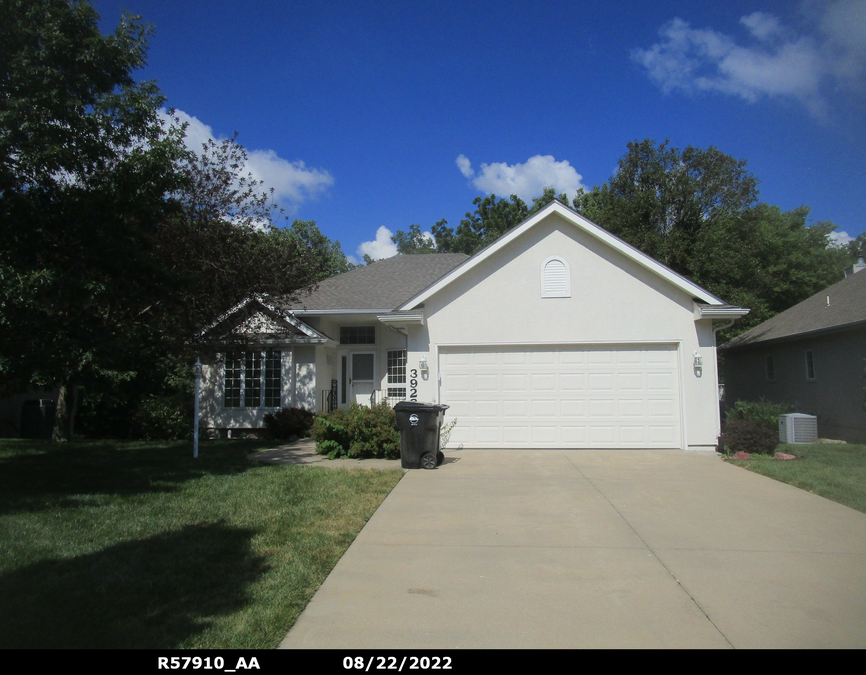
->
[394,401,448,412]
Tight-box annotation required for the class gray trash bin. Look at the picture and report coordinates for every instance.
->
[394,401,450,469]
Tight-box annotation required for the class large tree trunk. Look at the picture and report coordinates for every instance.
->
[51,382,77,442]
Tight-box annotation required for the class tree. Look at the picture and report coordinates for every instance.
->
[0,1,321,440]
[574,139,759,272]
[402,188,567,257]
[0,0,189,440]
[391,224,437,254]
[287,219,354,280]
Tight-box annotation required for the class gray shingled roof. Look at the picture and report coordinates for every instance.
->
[722,269,866,351]
[286,253,469,311]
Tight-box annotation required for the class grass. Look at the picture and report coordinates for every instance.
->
[728,442,866,514]
[0,438,403,649]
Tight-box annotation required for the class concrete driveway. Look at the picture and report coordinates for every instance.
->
[280,450,866,649]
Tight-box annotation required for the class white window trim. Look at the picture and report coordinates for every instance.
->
[540,256,571,298]
[805,350,815,381]
[224,349,282,409]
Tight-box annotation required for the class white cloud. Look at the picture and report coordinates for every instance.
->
[357,226,399,261]
[162,108,334,209]
[828,229,854,246]
[456,154,474,178]
[633,1,866,118]
[456,154,586,202]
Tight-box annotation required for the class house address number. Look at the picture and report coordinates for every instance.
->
[409,369,418,401]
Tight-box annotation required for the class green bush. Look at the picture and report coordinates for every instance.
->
[263,407,315,440]
[719,418,779,455]
[130,393,192,440]
[725,398,789,428]
[313,402,400,459]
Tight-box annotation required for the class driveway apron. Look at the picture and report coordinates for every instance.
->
[280,450,866,649]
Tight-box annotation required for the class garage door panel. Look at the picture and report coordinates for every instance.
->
[474,400,500,418]
[560,373,585,390]
[560,399,587,417]
[502,374,526,391]
[531,399,557,417]
[618,399,645,417]
[502,425,528,443]
[647,372,675,390]
[559,351,586,366]
[530,351,556,366]
[475,352,498,366]
[590,425,616,444]
[531,373,556,391]
[439,345,682,449]
[589,399,616,417]
[617,373,644,390]
[561,426,587,443]
[532,426,558,444]
[589,373,615,390]
[502,399,529,417]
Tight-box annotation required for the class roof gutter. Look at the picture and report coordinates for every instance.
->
[695,304,750,320]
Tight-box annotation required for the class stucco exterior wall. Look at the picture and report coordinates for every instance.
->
[307,316,408,407]
[199,347,313,432]
[406,214,722,448]
[724,327,866,442]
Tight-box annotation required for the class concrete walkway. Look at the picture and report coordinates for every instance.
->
[280,450,866,649]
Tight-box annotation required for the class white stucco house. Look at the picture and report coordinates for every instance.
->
[198,201,748,450]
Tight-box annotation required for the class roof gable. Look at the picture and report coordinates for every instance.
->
[723,268,866,350]
[397,201,726,311]
[199,296,329,342]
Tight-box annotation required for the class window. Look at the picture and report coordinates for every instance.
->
[224,350,282,408]
[340,326,375,344]
[541,256,570,298]
[387,349,407,400]
[766,356,775,381]
[805,350,815,380]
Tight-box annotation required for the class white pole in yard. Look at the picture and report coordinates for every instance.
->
[193,357,202,458]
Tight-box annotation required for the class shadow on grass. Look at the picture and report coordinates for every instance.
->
[0,439,277,516]
[0,521,269,649]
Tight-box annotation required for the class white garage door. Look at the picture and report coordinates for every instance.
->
[439,344,682,449]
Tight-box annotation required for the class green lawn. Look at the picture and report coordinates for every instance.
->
[0,438,403,649]
[728,442,866,514]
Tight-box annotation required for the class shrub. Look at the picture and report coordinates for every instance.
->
[719,419,779,455]
[725,399,789,429]
[130,393,191,440]
[312,408,352,451]
[313,402,400,459]
[263,407,315,440]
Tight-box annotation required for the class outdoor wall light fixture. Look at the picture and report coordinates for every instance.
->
[419,355,429,376]
[693,351,703,378]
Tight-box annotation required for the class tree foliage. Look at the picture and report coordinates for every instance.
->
[411,187,565,256]
[391,224,437,255]
[286,219,354,280]
[0,1,320,439]
[574,139,759,271]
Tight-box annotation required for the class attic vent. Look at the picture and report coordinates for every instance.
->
[541,256,570,298]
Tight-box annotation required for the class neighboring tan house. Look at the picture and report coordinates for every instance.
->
[721,259,866,442]
[198,201,749,450]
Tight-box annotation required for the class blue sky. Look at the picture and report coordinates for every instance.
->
[92,0,866,262]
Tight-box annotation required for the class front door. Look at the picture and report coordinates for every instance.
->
[350,352,375,405]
